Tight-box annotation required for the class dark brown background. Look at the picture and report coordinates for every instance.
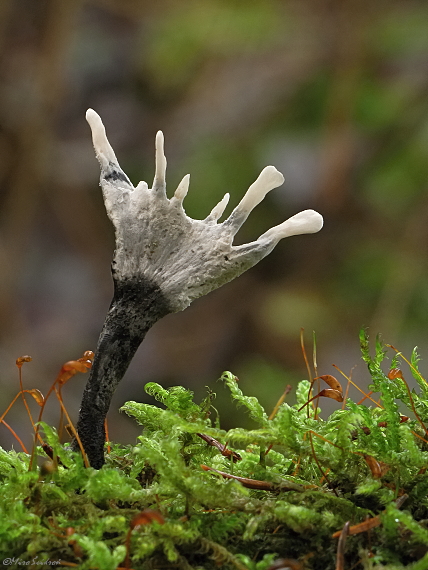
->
[1,0,428,449]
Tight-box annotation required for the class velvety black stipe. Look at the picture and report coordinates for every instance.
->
[74,276,171,468]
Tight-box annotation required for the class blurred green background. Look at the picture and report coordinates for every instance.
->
[1,0,428,448]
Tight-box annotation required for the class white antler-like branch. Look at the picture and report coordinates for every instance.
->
[86,108,323,312]
[77,109,324,468]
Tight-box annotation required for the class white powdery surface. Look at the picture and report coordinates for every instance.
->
[86,109,323,312]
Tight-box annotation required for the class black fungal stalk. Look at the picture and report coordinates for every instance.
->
[75,278,170,468]
[75,109,323,467]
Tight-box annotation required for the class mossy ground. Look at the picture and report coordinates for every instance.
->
[1,331,428,570]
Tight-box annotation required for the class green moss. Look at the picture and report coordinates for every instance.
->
[1,332,428,568]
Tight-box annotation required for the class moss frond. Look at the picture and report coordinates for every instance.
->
[2,333,428,568]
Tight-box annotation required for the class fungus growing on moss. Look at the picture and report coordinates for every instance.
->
[75,109,323,468]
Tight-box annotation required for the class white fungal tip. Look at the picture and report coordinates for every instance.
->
[85,108,99,124]
[260,209,324,242]
[236,166,285,216]
[85,108,117,166]
[154,130,167,190]
[258,165,285,188]
[174,174,190,201]
[155,130,164,148]
[209,193,230,221]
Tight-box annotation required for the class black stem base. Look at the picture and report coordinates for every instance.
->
[74,276,171,468]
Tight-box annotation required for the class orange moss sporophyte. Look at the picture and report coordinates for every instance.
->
[28,350,94,470]
[0,350,93,468]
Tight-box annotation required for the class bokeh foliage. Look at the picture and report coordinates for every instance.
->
[1,0,428,445]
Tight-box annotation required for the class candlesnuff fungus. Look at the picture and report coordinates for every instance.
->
[75,109,324,468]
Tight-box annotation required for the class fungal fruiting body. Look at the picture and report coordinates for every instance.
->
[75,109,323,468]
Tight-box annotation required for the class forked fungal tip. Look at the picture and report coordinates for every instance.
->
[260,165,285,187]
